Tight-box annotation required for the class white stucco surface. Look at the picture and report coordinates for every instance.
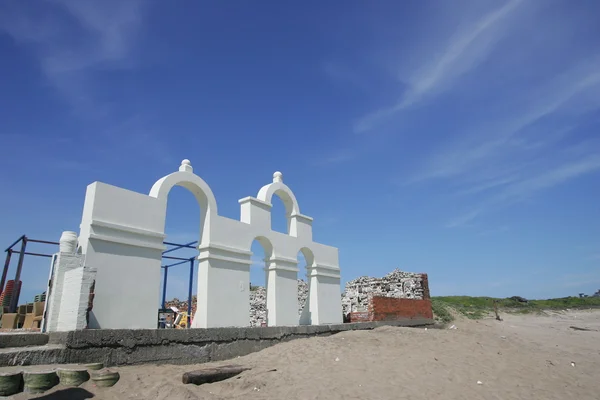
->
[70,159,341,329]
[45,253,88,331]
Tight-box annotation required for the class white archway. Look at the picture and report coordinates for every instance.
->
[150,159,218,245]
[70,159,341,330]
[257,172,301,235]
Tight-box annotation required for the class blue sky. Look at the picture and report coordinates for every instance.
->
[1,0,599,305]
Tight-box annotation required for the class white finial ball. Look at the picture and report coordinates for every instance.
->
[179,159,193,172]
[273,171,283,182]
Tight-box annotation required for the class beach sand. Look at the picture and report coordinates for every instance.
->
[10,309,600,399]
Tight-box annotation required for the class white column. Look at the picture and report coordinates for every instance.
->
[306,264,343,325]
[193,244,253,328]
[265,256,298,326]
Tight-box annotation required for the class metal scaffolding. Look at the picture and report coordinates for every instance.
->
[2,236,198,327]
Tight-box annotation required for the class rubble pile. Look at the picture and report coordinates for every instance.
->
[341,269,425,315]
[166,281,309,327]
[164,296,197,316]
[249,286,267,327]
[297,279,309,315]
[249,279,309,327]
[167,269,427,325]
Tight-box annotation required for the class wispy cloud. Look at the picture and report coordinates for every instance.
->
[319,1,599,226]
[445,208,482,228]
[0,0,146,115]
[477,225,510,237]
[494,155,600,204]
[444,153,600,228]
[399,25,600,228]
[0,1,178,166]
[310,148,357,166]
[355,0,525,133]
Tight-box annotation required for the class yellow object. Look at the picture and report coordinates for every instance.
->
[176,312,189,328]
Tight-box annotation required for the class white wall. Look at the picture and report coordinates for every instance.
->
[44,254,62,332]
[78,182,166,329]
[45,250,98,332]
[75,160,342,329]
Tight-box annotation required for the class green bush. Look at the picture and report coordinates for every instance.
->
[431,299,454,324]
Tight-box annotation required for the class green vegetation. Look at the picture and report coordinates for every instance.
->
[431,295,600,322]
[431,299,454,324]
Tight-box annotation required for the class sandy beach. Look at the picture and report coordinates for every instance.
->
[9,309,600,400]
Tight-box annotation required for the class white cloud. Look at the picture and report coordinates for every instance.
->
[444,154,600,227]
[445,208,482,228]
[0,1,178,166]
[494,155,600,203]
[0,0,146,112]
[477,226,510,236]
[355,0,525,133]
[399,0,523,108]
[413,65,600,184]
[311,148,357,166]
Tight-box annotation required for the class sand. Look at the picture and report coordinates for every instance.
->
[9,309,600,400]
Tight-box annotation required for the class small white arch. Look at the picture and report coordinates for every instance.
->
[298,246,316,268]
[257,172,300,217]
[252,235,274,259]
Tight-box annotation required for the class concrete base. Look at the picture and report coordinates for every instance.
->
[0,319,433,368]
[0,332,49,348]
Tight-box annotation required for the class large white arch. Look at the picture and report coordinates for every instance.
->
[149,159,218,245]
[149,160,219,216]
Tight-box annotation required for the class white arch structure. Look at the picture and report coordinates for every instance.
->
[77,160,342,329]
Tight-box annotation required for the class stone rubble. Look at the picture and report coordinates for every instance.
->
[249,279,309,327]
[168,269,425,326]
[341,268,425,316]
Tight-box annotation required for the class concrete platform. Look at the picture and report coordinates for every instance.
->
[0,331,49,348]
[0,318,434,368]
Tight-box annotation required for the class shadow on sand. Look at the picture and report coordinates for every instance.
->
[31,388,94,400]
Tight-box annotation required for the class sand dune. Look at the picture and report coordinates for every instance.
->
[12,309,600,399]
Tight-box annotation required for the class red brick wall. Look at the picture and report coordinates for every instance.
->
[347,297,433,322]
[348,312,370,323]
[369,296,433,321]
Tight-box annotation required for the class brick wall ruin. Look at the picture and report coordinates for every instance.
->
[369,297,433,321]
[341,269,431,321]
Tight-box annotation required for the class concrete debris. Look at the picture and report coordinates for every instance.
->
[341,268,426,315]
[249,279,309,327]
[169,268,427,327]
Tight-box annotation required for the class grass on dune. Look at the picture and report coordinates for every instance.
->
[430,295,600,322]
